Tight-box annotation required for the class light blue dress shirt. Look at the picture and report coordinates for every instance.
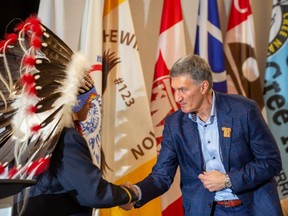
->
[189,91,238,201]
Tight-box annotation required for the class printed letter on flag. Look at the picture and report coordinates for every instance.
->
[194,0,227,93]
[263,0,288,199]
[150,0,185,215]
[224,0,264,109]
[100,0,161,215]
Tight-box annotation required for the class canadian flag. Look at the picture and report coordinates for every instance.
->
[150,0,185,215]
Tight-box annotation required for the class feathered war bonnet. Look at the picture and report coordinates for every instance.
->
[73,71,97,113]
[0,16,91,180]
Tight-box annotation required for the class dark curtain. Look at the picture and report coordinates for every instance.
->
[0,0,40,38]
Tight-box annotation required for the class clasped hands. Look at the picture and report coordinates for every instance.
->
[119,170,226,211]
[120,182,138,211]
[198,170,226,192]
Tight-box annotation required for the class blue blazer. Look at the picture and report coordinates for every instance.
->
[14,128,136,216]
[136,92,283,216]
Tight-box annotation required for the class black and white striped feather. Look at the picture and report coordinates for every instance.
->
[0,17,88,179]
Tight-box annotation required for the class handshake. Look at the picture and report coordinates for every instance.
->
[120,182,140,211]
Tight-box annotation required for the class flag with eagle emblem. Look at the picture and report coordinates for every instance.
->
[100,0,161,215]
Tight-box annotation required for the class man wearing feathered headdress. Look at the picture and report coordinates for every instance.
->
[0,17,138,215]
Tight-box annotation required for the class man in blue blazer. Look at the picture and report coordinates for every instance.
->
[13,72,138,216]
[122,54,283,215]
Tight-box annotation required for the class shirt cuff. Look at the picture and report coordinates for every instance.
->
[133,184,142,201]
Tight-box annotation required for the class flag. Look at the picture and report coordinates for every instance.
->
[37,0,85,51]
[150,0,185,215]
[194,0,227,93]
[224,0,264,109]
[38,2,104,214]
[263,0,288,199]
[78,0,104,169]
[38,0,103,169]
[100,0,161,215]
[38,0,66,38]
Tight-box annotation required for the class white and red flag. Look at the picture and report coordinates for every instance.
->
[224,0,264,109]
[150,0,185,215]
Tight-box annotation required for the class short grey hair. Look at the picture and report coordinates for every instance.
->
[170,54,213,89]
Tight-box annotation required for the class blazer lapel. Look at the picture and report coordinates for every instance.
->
[182,114,204,172]
[215,93,233,172]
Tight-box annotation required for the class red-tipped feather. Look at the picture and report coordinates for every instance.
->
[27,157,50,175]
[27,86,37,95]
[30,36,42,50]
[27,105,37,114]
[0,40,6,50]
[31,124,41,133]
[5,33,18,44]
[0,164,4,174]
[23,16,41,33]
[0,34,18,51]
[0,15,78,180]
[30,24,43,37]
[8,167,18,178]
[14,22,25,32]
[24,56,36,67]
[25,16,41,27]
[21,74,35,85]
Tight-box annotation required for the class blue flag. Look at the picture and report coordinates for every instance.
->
[263,2,288,199]
[194,0,227,93]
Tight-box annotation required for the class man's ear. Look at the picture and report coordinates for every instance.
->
[200,80,210,94]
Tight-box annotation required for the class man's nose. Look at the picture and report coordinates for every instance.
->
[175,93,183,103]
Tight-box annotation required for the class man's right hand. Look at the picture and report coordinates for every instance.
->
[120,182,138,210]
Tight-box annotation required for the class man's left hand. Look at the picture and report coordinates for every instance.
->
[198,170,226,192]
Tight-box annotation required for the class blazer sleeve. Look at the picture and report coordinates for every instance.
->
[135,117,179,207]
[52,128,137,208]
[228,101,282,193]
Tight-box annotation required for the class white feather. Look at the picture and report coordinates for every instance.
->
[57,52,88,127]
